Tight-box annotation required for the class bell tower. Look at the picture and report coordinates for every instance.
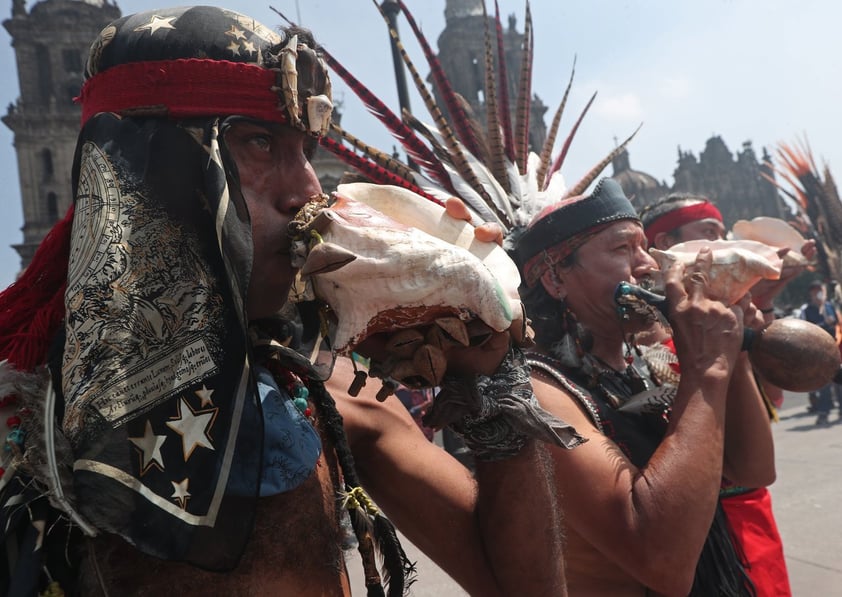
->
[2,0,120,270]
[436,2,547,153]
[444,0,483,20]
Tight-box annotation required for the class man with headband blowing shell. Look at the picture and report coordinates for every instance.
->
[512,178,775,596]
[0,6,570,596]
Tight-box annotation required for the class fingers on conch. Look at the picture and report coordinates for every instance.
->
[662,257,686,295]
[692,246,713,272]
[444,197,472,222]
[683,247,712,298]
[735,293,752,310]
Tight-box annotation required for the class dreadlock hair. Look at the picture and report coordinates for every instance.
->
[306,380,416,597]
[254,302,416,597]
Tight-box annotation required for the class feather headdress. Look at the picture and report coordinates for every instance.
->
[274,0,640,238]
[762,137,842,283]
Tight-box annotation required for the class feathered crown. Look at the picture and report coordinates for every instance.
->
[274,0,640,238]
[762,137,842,284]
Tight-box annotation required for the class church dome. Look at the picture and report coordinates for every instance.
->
[610,148,667,207]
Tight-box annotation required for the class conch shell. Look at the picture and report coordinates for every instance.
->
[289,183,522,386]
[649,239,783,304]
[731,216,809,267]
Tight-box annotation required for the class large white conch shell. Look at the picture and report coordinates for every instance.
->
[731,216,808,267]
[649,239,783,304]
[293,183,522,355]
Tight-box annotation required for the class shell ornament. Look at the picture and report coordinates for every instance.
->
[289,183,524,389]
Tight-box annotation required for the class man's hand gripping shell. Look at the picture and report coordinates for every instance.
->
[292,185,585,460]
[663,247,745,380]
[352,194,531,394]
[290,183,530,395]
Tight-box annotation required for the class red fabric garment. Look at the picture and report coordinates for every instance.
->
[720,488,792,597]
[661,337,789,594]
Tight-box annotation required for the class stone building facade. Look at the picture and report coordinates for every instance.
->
[3,0,119,269]
[611,137,790,229]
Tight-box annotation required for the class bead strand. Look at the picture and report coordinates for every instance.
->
[0,394,23,479]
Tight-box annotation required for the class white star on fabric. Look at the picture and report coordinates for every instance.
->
[166,397,217,461]
[134,15,177,35]
[171,478,191,510]
[226,40,241,56]
[225,25,247,41]
[194,384,215,408]
[129,420,167,474]
[241,40,256,55]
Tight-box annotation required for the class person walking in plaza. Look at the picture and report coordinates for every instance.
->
[800,280,841,425]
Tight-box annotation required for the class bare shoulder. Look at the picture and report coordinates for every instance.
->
[530,369,602,433]
[530,369,640,500]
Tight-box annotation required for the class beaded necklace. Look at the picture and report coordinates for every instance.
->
[263,360,315,423]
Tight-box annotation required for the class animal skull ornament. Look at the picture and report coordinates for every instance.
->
[289,183,526,389]
[649,239,783,305]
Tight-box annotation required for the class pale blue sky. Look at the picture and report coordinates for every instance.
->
[0,0,838,288]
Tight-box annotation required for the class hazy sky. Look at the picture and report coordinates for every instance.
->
[0,0,838,288]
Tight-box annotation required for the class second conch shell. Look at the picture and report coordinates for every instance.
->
[649,239,783,304]
[731,216,809,267]
[291,183,522,368]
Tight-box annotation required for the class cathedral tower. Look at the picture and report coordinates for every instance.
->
[2,0,120,270]
[436,0,547,153]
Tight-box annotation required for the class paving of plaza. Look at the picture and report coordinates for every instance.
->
[346,391,842,596]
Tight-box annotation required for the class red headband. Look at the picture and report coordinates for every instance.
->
[644,201,722,246]
[77,59,285,127]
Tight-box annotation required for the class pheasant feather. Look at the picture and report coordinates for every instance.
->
[395,0,486,162]
[768,138,842,283]
[319,135,443,205]
[404,111,510,225]
[331,122,418,184]
[545,91,597,190]
[482,1,510,193]
[513,0,534,171]
[564,123,642,199]
[320,48,454,191]
[371,1,498,214]
[536,57,576,190]
[401,109,505,224]
[494,0,515,163]
[454,95,492,167]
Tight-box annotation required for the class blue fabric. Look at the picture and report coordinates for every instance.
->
[255,365,322,496]
[800,300,838,336]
